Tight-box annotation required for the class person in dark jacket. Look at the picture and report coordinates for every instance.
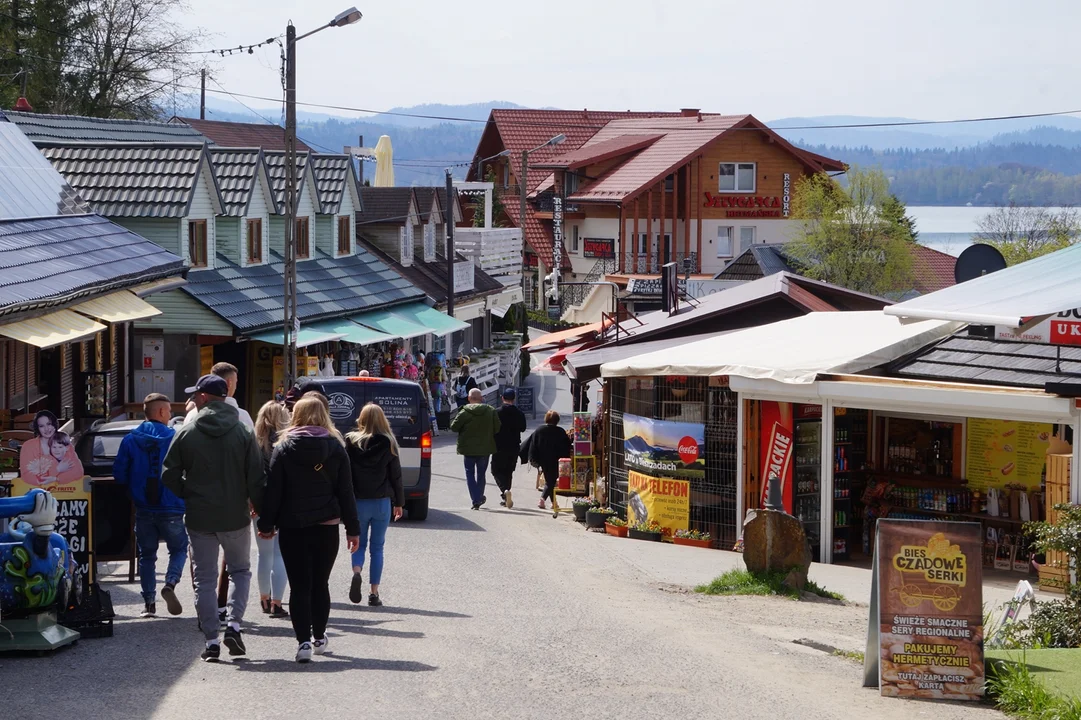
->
[113,393,185,619]
[162,374,265,663]
[530,410,573,511]
[345,403,404,608]
[492,387,527,509]
[258,396,360,664]
[452,364,478,409]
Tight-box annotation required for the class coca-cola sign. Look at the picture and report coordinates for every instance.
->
[677,436,700,465]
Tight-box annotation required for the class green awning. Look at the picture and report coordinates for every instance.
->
[249,327,346,348]
[307,319,396,346]
[350,307,430,340]
[388,302,470,335]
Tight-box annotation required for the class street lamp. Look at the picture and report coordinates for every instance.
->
[283,7,363,386]
[474,149,510,186]
[518,134,565,339]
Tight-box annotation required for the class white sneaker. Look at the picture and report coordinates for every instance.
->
[313,634,329,655]
[505,491,513,509]
[296,641,313,663]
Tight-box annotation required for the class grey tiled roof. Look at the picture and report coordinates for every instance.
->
[182,246,426,332]
[7,110,206,144]
[357,187,414,225]
[890,333,1081,389]
[263,150,309,214]
[0,120,89,219]
[208,147,262,216]
[411,187,450,223]
[714,244,797,282]
[39,142,213,218]
[310,154,356,214]
[0,214,185,317]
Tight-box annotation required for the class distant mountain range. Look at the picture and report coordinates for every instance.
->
[173,99,1081,202]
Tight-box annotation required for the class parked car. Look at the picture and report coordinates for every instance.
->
[286,377,432,521]
[73,416,185,478]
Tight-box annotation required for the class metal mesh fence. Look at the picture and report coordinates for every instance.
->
[605,377,739,547]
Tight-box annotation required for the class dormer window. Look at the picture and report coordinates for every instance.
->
[337,216,351,255]
[247,219,263,264]
[188,220,208,268]
[296,217,310,259]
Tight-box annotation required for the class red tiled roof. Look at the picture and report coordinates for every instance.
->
[531,134,662,170]
[177,117,310,152]
[910,244,957,294]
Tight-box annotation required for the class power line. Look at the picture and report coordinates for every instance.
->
[205,76,338,154]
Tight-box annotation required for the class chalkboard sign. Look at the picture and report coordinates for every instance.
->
[516,386,536,419]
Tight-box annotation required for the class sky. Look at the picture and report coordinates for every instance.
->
[181,0,1081,122]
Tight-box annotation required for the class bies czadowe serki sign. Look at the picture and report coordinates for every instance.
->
[703,192,784,218]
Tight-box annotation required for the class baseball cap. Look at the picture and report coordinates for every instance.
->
[502,387,517,400]
[184,374,229,397]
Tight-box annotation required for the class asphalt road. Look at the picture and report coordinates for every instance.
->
[0,373,1000,719]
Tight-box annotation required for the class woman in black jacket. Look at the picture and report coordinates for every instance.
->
[529,410,573,511]
[258,397,360,663]
[345,403,404,607]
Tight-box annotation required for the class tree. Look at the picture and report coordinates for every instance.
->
[0,0,87,113]
[975,203,1081,266]
[785,167,915,297]
[471,165,506,228]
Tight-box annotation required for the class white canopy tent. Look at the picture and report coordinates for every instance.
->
[884,243,1081,327]
[600,311,961,383]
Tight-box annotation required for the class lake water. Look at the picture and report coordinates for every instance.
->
[910,206,1068,256]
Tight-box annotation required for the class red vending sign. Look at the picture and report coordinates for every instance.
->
[759,401,794,512]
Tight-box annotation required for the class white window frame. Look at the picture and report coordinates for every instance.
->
[565,171,579,195]
[718,162,756,193]
[739,226,756,252]
[571,225,580,253]
[716,226,733,258]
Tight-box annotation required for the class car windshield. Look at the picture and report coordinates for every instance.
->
[83,433,127,460]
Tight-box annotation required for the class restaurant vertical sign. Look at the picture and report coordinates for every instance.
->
[864,520,984,701]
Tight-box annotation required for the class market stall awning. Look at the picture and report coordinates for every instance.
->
[522,320,606,351]
[306,319,395,346]
[0,308,106,348]
[351,307,431,340]
[600,311,961,384]
[884,243,1081,327]
[538,342,595,372]
[72,290,161,323]
[249,327,346,348]
[566,332,719,382]
[388,302,470,335]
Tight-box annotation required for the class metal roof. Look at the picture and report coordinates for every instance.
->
[6,110,205,144]
[355,234,505,305]
[0,214,185,317]
[262,150,310,214]
[566,331,718,382]
[39,142,219,218]
[714,245,796,282]
[207,147,262,216]
[0,121,89,219]
[181,246,425,332]
[357,187,415,225]
[890,333,1081,389]
[176,117,310,152]
[885,243,1081,327]
[309,154,357,214]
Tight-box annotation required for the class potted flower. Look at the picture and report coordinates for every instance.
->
[604,516,628,538]
[572,497,594,522]
[673,529,713,549]
[628,520,663,542]
[586,506,615,529]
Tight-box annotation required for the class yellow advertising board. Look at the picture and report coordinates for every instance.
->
[626,470,690,537]
[965,418,1051,492]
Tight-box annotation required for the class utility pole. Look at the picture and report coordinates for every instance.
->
[520,150,528,337]
[199,68,206,119]
[357,135,364,185]
[283,22,298,385]
[445,169,456,318]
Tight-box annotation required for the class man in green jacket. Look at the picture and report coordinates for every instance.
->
[450,388,501,510]
[162,374,264,663]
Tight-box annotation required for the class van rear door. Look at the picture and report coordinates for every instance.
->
[367,386,425,487]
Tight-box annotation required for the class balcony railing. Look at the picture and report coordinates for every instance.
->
[454,227,523,287]
[624,252,699,274]
[563,257,618,309]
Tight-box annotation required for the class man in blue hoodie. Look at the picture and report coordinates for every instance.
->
[114,393,186,619]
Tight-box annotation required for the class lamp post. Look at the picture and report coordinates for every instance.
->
[518,134,565,338]
[282,7,363,386]
[474,149,510,187]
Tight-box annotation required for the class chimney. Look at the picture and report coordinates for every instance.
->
[680,108,700,117]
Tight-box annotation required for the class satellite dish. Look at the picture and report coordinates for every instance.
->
[954,244,1007,284]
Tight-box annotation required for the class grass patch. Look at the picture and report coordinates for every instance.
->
[832,649,864,663]
[988,649,1081,704]
[694,568,844,602]
[987,653,1081,719]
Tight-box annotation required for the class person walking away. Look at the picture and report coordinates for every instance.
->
[182,361,254,626]
[531,410,572,511]
[162,375,265,663]
[113,393,186,618]
[345,403,404,607]
[492,388,526,509]
[253,401,291,618]
[258,397,360,663]
[450,388,501,510]
[452,365,478,410]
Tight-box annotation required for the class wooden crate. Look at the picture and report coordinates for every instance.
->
[1040,454,1072,594]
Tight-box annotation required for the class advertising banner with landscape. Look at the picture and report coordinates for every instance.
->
[623,414,704,536]
[865,520,983,702]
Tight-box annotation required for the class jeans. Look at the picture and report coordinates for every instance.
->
[253,517,288,601]
[278,524,339,644]
[134,511,188,604]
[351,498,391,585]
[464,455,490,505]
[188,526,251,641]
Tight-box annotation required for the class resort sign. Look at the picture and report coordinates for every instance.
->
[702,192,783,218]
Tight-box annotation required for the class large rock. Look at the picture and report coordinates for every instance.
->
[742,508,812,583]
